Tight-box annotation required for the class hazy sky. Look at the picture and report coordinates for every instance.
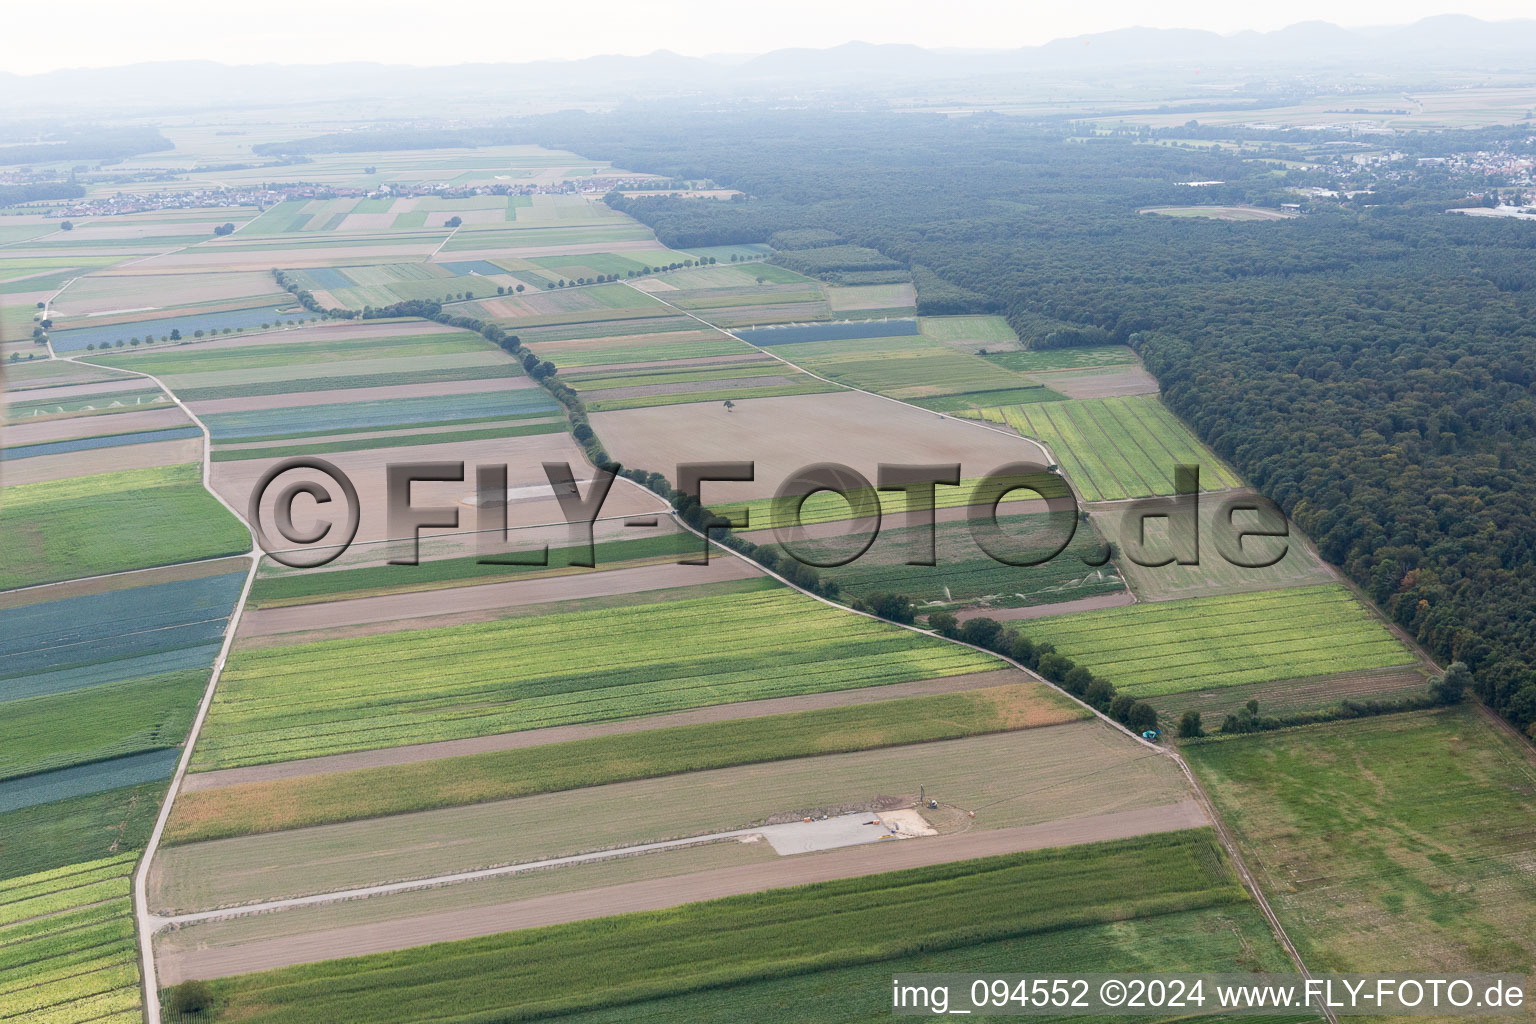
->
[5,0,1532,75]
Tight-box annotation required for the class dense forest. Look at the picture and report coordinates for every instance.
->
[0,125,172,165]
[269,111,1536,732]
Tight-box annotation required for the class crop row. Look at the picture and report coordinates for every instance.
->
[98,332,484,378]
[526,334,749,367]
[201,387,558,440]
[999,396,1245,502]
[1023,585,1416,696]
[175,363,523,402]
[194,589,994,767]
[0,854,141,1024]
[722,477,1040,533]
[248,532,697,607]
[2,571,245,683]
[586,379,837,412]
[0,465,249,591]
[0,853,135,918]
[193,830,1240,1024]
[168,682,1081,843]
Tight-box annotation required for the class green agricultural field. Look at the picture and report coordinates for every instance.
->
[919,314,1020,349]
[88,331,488,377]
[755,513,1125,610]
[1092,494,1337,600]
[0,464,249,590]
[167,681,1083,842]
[249,532,698,606]
[1020,585,1418,697]
[526,334,754,367]
[157,723,1190,912]
[0,669,204,781]
[6,385,167,422]
[181,830,1247,1024]
[564,358,789,391]
[192,587,996,769]
[558,904,1307,1024]
[668,284,827,313]
[440,223,654,251]
[654,263,810,289]
[792,336,1042,400]
[724,477,1043,533]
[210,419,563,461]
[984,345,1140,372]
[910,385,1067,412]
[577,358,840,411]
[1188,708,1536,977]
[966,395,1246,500]
[0,782,164,879]
[511,316,699,344]
[175,361,524,401]
[0,854,143,1024]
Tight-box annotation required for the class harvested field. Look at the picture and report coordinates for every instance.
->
[826,282,915,312]
[191,588,996,769]
[237,557,763,637]
[182,670,1027,791]
[1037,365,1161,399]
[6,376,155,403]
[592,391,1049,504]
[235,579,780,648]
[152,720,1188,911]
[51,270,278,317]
[1020,584,1419,697]
[156,804,1205,983]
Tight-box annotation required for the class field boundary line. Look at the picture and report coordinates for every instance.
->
[65,350,261,1024]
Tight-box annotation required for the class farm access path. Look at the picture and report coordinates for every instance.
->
[157,801,1207,983]
[55,345,263,1024]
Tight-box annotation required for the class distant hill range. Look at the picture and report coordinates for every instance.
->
[5,15,1536,115]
